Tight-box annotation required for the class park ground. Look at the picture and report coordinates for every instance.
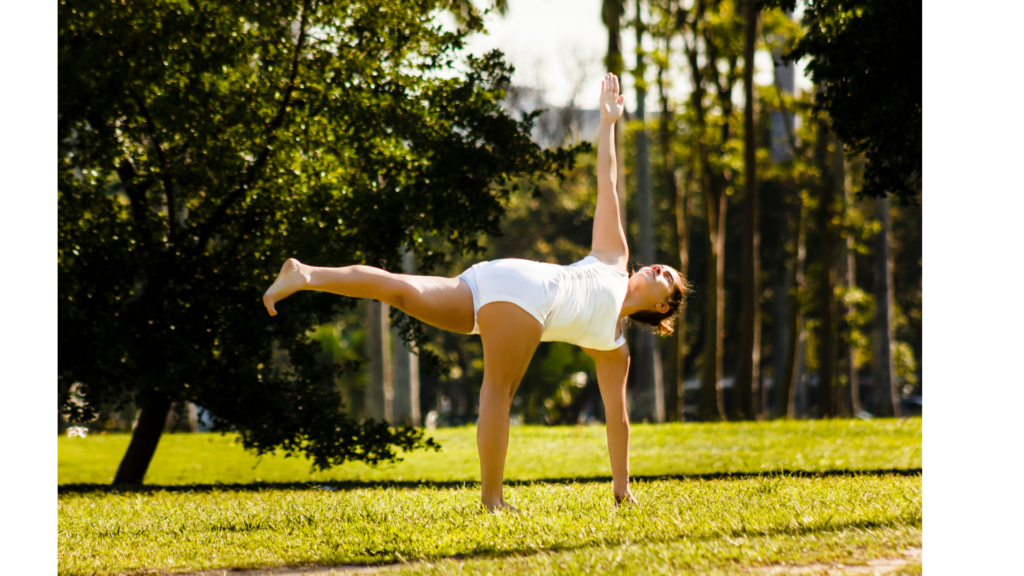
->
[58,418,922,575]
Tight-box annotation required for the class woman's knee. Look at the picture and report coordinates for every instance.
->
[480,379,516,410]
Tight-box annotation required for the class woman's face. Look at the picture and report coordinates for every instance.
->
[632,264,678,314]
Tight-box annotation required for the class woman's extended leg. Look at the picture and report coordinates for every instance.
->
[262,258,475,334]
[476,302,543,511]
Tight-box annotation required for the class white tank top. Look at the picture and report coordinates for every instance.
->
[459,255,629,350]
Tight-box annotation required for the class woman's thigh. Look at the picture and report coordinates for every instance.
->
[392,275,476,334]
[477,302,543,398]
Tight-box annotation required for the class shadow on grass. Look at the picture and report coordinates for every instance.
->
[57,468,922,495]
[151,514,923,576]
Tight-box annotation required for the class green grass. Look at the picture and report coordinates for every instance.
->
[386,523,921,576]
[57,419,922,576]
[58,418,921,486]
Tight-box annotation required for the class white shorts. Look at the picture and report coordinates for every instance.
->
[457,258,563,334]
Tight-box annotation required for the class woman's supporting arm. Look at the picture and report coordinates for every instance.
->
[585,343,634,503]
[592,73,628,270]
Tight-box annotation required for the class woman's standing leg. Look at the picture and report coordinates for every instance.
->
[263,258,475,334]
[475,302,543,511]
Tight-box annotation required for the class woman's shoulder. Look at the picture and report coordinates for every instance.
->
[577,251,628,276]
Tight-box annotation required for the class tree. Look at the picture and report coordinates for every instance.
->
[630,0,665,423]
[391,248,422,426]
[758,13,815,418]
[813,110,838,418]
[365,300,393,421]
[446,0,509,31]
[679,0,745,421]
[649,0,690,421]
[779,193,808,417]
[871,195,901,416]
[602,0,629,228]
[58,0,583,483]
[834,140,856,417]
[734,0,761,420]
[759,0,921,202]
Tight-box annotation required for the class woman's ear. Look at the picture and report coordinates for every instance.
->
[656,302,668,314]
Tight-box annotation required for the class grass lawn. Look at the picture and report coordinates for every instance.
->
[58,419,922,575]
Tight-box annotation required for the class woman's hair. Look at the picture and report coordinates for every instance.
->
[627,265,693,337]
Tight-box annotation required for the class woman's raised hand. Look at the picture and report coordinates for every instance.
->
[599,72,625,124]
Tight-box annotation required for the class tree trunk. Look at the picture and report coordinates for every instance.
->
[844,199,861,416]
[734,0,760,420]
[681,0,725,421]
[714,189,727,418]
[630,0,664,423]
[675,177,692,420]
[814,118,837,418]
[164,401,199,432]
[366,299,393,421]
[659,54,690,422]
[779,195,807,418]
[835,141,856,417]
[699,185,727,421]
[604,2,627,386]
[872,196,901,416]
[676,176,692,420]
[392,248,421,426]
[113,395,172,484]
[771,257,791,418]
[602,0,628,231]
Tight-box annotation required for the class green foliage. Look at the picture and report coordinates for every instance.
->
[893,341,917,387]
[519,342,597,424]
[836,284,874,370]
[759,0,921,201]
[58,0,586,471]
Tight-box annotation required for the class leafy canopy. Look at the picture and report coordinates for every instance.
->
[759,0,921,201]
[58,0,585,469]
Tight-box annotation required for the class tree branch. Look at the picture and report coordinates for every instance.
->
[190,0,311,257]
[132,92,179,243]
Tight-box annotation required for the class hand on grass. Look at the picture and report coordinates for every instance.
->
[614,487,637,507]
[599,72,625,125]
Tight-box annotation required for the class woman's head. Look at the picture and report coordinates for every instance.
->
[627,264,692,337]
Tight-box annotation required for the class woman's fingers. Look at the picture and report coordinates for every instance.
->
[601,73,622,102]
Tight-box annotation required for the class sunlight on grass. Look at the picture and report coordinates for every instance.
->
[57,419,922,575]
[385,525,921,576]
[58,475,921,576]
[58,418,921,486]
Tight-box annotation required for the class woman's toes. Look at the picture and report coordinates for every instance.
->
[263,294,277,316]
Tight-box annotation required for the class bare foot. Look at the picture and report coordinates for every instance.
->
[483,499,519,514]
[262,258,310,316]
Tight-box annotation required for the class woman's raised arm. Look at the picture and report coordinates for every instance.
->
[591,73,629,271]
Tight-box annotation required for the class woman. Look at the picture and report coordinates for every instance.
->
[263,73,689,511]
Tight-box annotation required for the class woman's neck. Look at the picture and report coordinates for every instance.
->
[618,284,649,320]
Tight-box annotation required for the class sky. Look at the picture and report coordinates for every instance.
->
[445,0,813,110]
